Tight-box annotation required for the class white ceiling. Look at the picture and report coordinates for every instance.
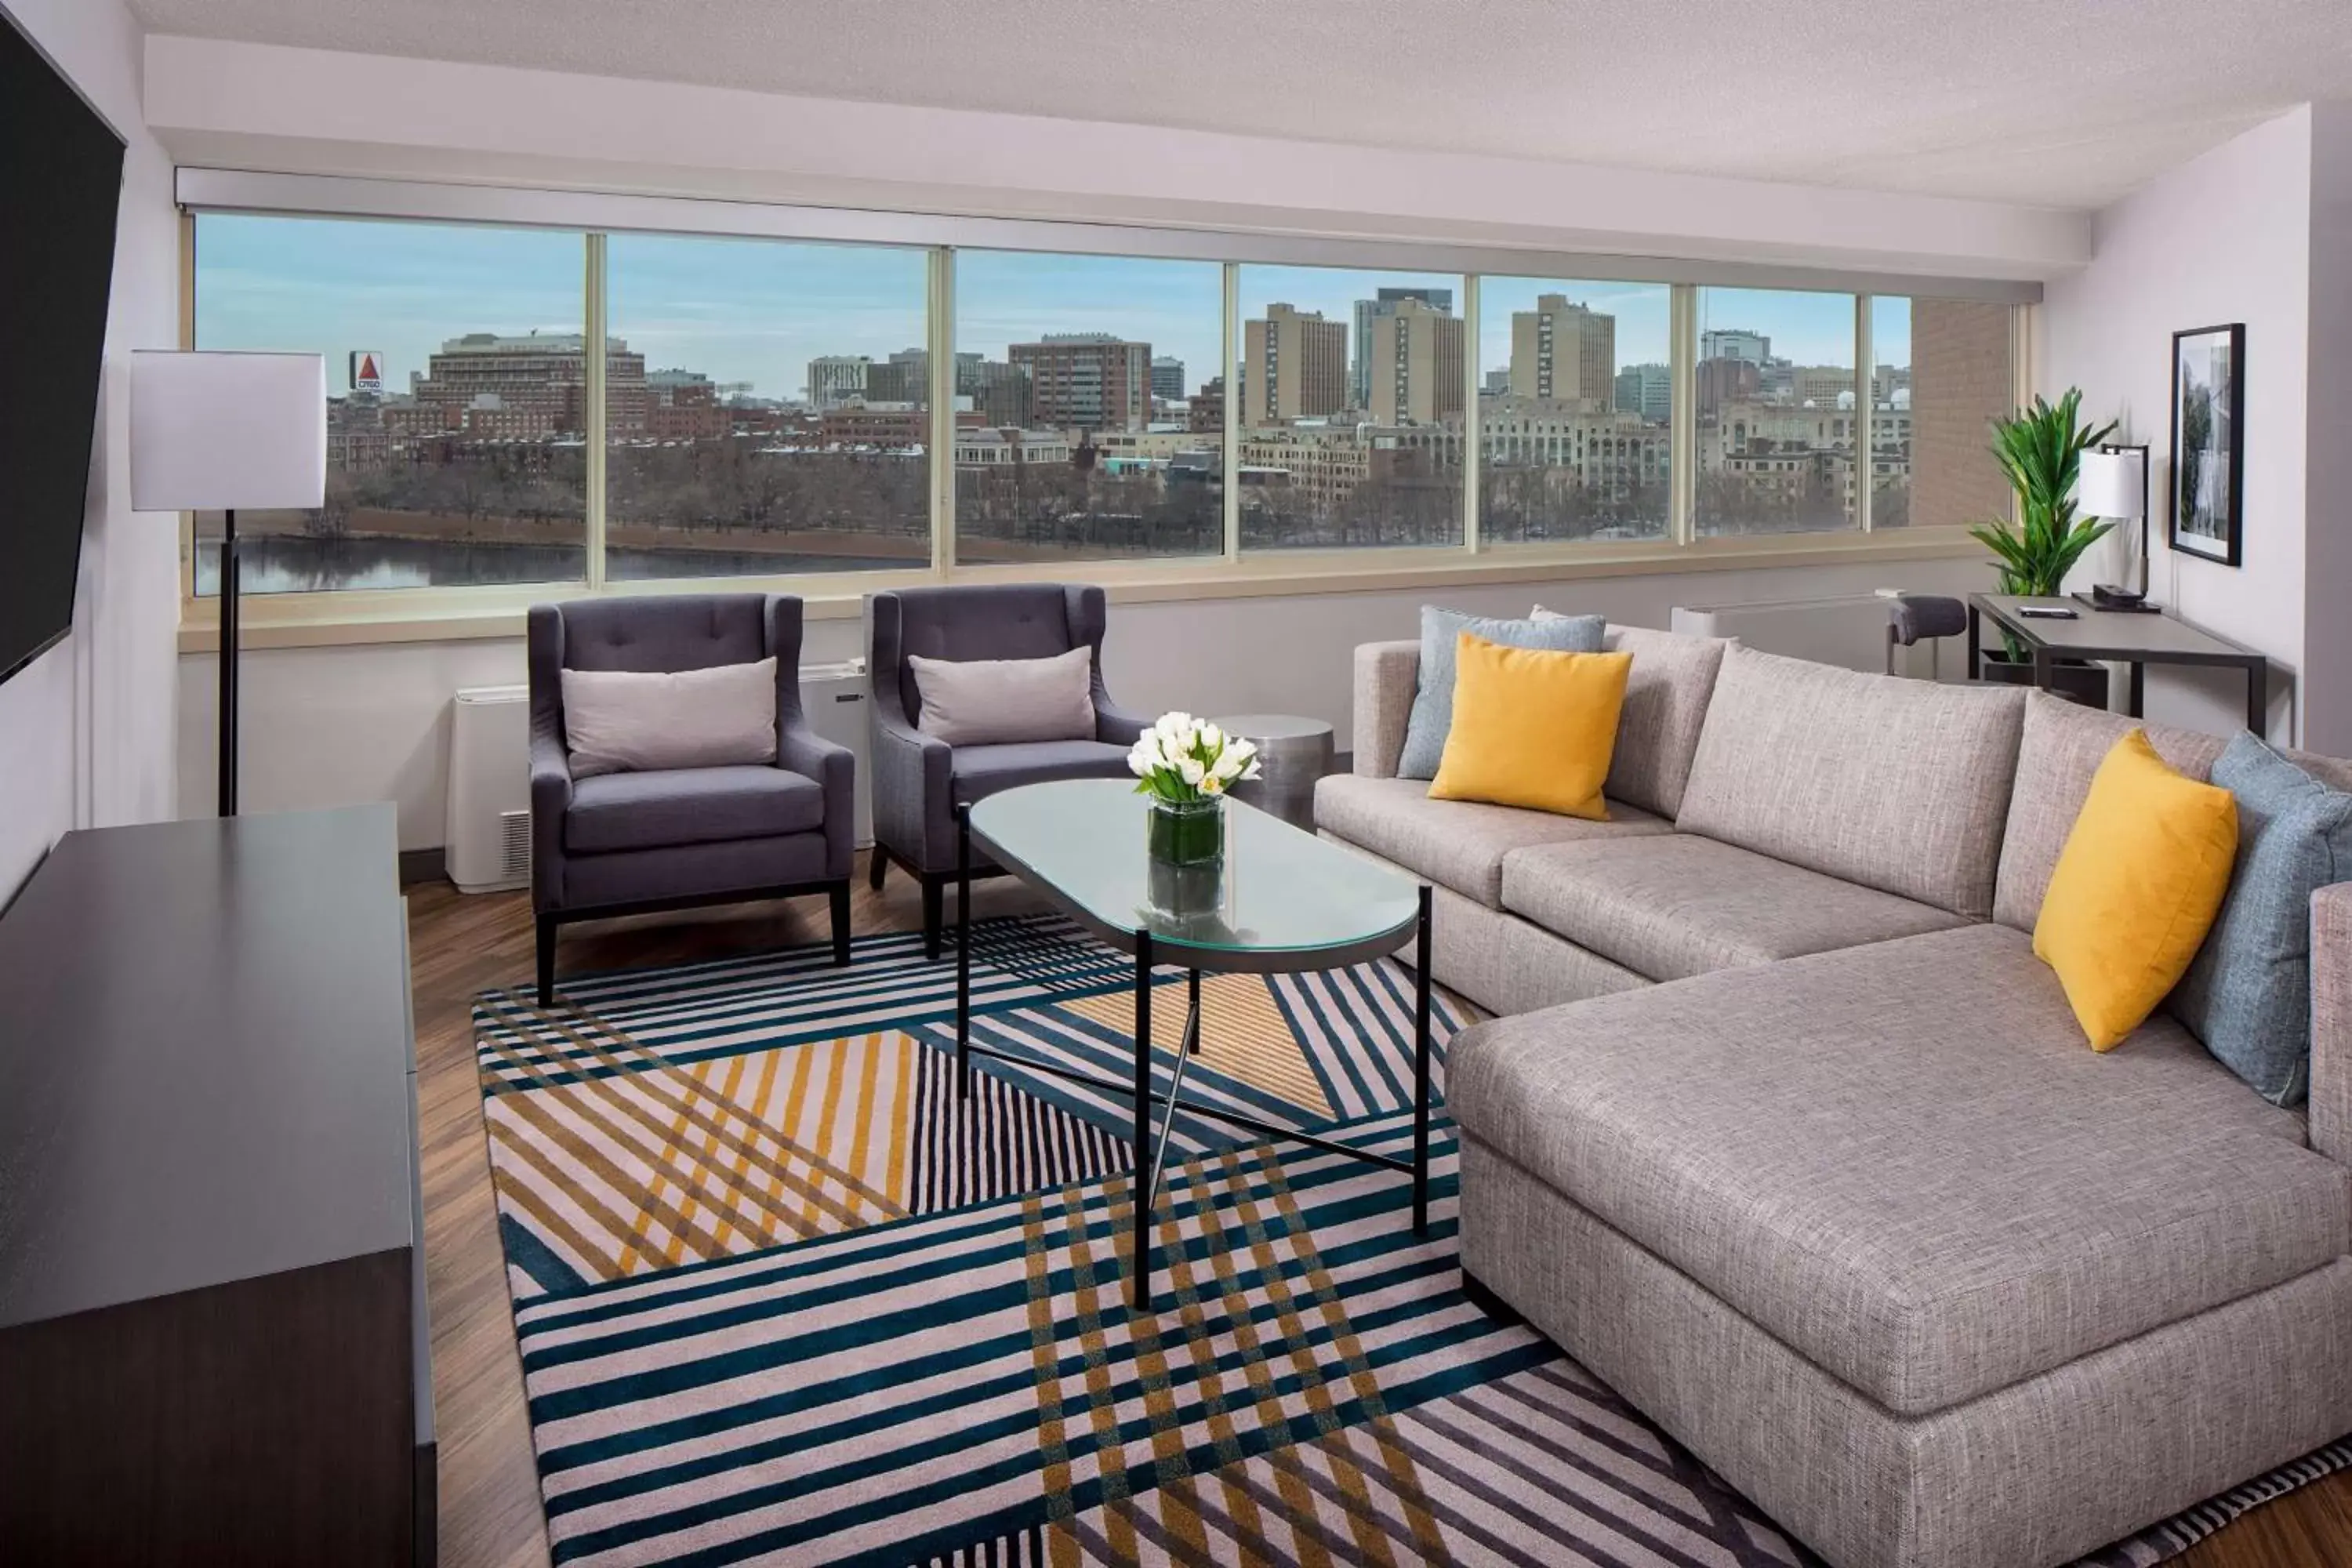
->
[124,0,2352,210]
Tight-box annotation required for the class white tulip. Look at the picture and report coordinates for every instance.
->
[1210,747,1247,782]
[1201,723,1223,753]
[1155,711,1193,745]
[1201,772,1227,797]
[1178,757,1207,787]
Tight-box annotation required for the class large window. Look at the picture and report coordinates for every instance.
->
[1237,265,1465,550]
[191,215,590,593]
[1871,296,2014,532]
[953,252,1223,564]
[605,234,929,579]
[1479,278,1671,543]
[1693,288,1859,538]
[183,205,2026,604]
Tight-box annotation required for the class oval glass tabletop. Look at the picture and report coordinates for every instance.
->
[965,778,1422,965]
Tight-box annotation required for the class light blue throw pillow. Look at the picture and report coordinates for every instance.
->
[2172,731,2352,1105]
[1396,606,1606,780]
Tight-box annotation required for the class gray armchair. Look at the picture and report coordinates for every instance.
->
[528,593,854,1005]
[866,583,1146,956]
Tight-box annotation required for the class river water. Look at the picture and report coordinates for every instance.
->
[193,536,916,594]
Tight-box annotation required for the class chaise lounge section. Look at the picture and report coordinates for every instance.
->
[1319,626,2352,1567]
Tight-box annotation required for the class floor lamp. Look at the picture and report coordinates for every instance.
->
[131,350,325,815]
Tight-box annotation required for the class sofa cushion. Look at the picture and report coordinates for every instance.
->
[1313,773,1671,909]
[1675,645,2026,918]
[1501,833,1968,982]
[1450,922,2349,1416]
[949,739,1131,806]
[566,764,823,854]
[1994,693,2231,931]
[1599,622,1730,819]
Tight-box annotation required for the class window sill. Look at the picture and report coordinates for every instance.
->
[175,528,1987,652]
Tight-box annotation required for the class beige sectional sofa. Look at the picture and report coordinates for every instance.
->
[1316,627,2352,1568]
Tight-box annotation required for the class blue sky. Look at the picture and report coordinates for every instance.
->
[194,215,1908,404]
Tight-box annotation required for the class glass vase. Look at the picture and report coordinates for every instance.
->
[1147,795,1225,867]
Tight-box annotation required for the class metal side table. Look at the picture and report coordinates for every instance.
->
[1209,713,1334,829]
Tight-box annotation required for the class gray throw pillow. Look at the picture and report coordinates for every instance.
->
[907,644,1098,747]
[1396,606,1606,780]
[561,657,779,779]
[2172,731,2352,1105]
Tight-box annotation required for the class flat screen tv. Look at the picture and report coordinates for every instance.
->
[0,8,125,685]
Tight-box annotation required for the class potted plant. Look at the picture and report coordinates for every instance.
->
[1967,389,2117,706]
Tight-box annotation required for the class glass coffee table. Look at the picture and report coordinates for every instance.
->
[955,779,1432,1312]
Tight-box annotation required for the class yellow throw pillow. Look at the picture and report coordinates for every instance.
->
[1428,634,1632,820]
[2034,729,2238,1051]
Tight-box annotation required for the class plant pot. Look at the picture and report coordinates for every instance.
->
[1976,649,2110,709]
[1147,795,1225,866]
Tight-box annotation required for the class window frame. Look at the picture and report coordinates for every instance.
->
[173,172,2034,648]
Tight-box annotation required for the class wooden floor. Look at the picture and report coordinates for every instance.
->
[411,856,2350,1568]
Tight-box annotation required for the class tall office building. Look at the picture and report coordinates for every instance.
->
[1700,328,1771,365]
[1150,355,1185,401]
[1352,287,1454,408]
[864,347,931,404]
[1368,299,1463,425]
[957,357,1033,426]
[1508,294,1616,407]
[1613,361,1673,422]
[808,354,870,410]
[1007,332,1152,430]
[1243,303,1347,426]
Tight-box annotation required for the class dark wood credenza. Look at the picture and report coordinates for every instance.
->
[0,805,434,1566]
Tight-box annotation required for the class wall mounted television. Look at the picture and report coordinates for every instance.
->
[0,6,125,685]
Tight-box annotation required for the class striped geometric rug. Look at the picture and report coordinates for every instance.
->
[475,914,2350,1567]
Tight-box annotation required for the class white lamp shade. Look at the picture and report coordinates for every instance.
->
[130,350,326,512]
[2076,448,2146,521]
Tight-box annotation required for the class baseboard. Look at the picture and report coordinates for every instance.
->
[397,848,447,888]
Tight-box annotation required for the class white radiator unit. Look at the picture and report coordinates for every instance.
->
[802,659,874,848]
[447,684,532,893]
[1671,591,1932,677]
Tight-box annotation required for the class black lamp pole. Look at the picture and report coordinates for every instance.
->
[219,507,238,815]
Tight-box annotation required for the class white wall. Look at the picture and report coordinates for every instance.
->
[2303,104,2352,753]
[179,557,1986,851]
[2041,107,2320,745]
[0,0,179,902]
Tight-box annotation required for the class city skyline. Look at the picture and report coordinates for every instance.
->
[198,216,1915,416]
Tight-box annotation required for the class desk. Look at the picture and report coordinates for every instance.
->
[1966,593,2269,732]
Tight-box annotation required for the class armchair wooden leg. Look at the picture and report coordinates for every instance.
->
[829,880,852,967]
[535,913,558,1007]
[866,848,887,892]
[922,877,944,962]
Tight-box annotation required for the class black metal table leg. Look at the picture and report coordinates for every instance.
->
[1413,884,1432,1236]
[2127,659,2146,719]
[1187,967,1201,1054]
[1132,931,1155,1312]
[2247,664,2267,735]
[956,804,971,1099]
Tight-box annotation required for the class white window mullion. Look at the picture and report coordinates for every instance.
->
[584,231,608,591]
[1856,295,1875,534]
[1463,274,1482,554]
[930,246,956,578]
[1222,261,1241,562]
[1669,283,1696,546]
